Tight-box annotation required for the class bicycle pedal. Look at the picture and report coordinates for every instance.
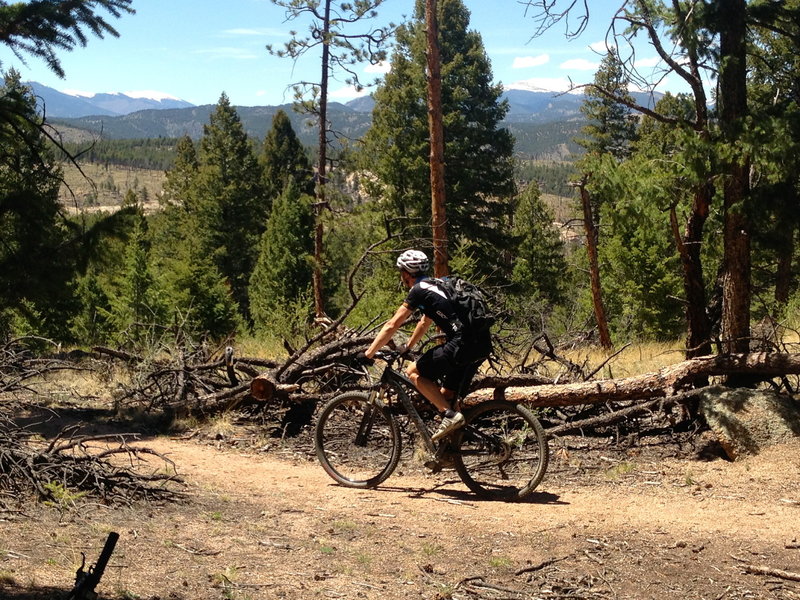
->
[424,455,455,472]
[424,460,443,473]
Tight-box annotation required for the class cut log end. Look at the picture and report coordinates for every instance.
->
[250,376,275,401]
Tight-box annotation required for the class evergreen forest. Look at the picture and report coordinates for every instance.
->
[2,0,799,365]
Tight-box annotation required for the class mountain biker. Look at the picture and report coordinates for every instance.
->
[358,249,493,441]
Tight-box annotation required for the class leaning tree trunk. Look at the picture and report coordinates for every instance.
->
[426,0,449,278]
[578,175,612,350]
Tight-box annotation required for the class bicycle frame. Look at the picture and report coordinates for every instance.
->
[368,360,440,455]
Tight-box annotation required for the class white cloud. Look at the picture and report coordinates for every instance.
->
[560,58,599,71]
[364,61,391,74]
[635,56,661,68]
[589,41,608,53]
[328,85,369,100]
[512,54,550,69]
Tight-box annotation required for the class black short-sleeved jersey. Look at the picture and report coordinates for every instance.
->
[403,277,463,339]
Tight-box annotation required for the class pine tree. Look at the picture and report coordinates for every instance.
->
[165,247,242,340]
[745,15,800,313]
[161,135,198,209]
[70,268,113,344]
[262,110,313,202]
[362,0,515,278]
[151,132,241,339]
[268,0,393,317]
[511,182,567,306]
[110,214,162,339]
[577,49,637,160]
[0,71,73,339]
[193,93,267,319]
[249,181,314,334]
[572,50,638,349]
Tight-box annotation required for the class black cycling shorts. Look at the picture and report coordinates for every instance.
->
[415,335,490,393]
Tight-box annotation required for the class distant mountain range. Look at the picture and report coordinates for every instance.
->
[28,81,194,117]
[30,81,661,160]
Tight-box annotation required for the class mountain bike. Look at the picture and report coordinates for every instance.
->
[314,350,549,501]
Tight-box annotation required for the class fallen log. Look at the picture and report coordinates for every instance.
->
[467,352,800,408]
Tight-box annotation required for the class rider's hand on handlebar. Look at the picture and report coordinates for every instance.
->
[353,351,375,367]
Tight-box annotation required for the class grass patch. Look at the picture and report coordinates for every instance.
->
[488,556,513,568]
[420,542,443,557]
[604,462,636,480]
[0,571,16,585]
[332,519,359,533]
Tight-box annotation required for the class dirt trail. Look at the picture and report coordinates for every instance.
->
[3,434,800,600]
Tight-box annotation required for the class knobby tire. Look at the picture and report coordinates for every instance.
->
[315,392,401,488]
[454,400,549,501]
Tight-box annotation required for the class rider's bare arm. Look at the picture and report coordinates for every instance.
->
[365,304,413,358]
[405,315,433,351]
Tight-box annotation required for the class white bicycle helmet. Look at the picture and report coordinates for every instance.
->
[396,249,429,275]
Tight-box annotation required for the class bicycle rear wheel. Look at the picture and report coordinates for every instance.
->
[315,392,401,488]
[454,400,549,501]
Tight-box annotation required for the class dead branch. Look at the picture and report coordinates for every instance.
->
[740,563,800,582]
[1,338,82,394]
[0,418,183,508]
[545,388,707,436]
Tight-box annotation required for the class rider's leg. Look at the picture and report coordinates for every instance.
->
[405,361,451,412]
[410,344,466,441]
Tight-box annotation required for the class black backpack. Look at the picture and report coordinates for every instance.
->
[434,276,496,334]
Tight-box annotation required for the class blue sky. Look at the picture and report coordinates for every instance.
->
[0,0,686,106]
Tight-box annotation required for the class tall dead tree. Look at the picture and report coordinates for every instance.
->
[268,0,393,317]
[576,175,612,350]
[426,0,449,278]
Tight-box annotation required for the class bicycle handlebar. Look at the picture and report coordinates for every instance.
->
[373,349,399,363]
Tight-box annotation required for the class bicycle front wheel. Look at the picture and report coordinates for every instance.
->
[315,392,401,488]
[454,400,549,501]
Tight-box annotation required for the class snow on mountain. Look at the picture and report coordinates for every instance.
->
[27,82,195,118]
[505,78,585,95]
[123,90,184,102]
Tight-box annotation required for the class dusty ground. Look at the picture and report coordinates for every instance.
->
[1,414,799,600]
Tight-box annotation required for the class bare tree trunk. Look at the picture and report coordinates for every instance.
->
[670,182,713,358]
[775,196,797,304]
[718,0,751,355]
[426,0,448,278]
[312,0,332,319]
[577,175,612,349]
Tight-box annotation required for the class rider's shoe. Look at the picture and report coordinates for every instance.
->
[431,411,465,442]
